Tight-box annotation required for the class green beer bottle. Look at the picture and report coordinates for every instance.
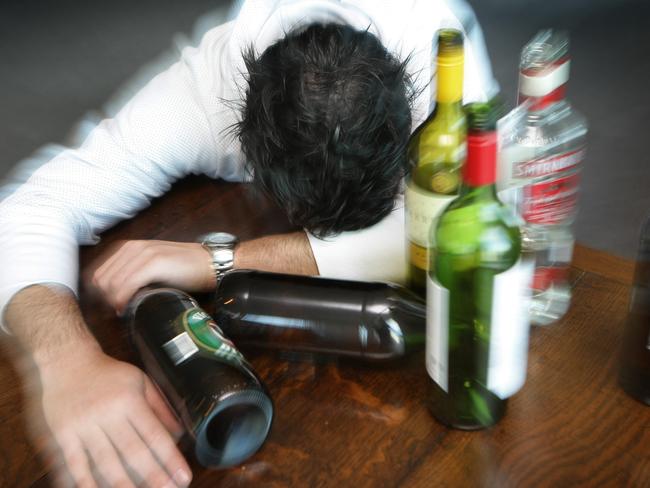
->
[426,102,533,429]
[127,288,273,468]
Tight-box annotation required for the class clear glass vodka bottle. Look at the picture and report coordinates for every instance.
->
[497,30,588,326]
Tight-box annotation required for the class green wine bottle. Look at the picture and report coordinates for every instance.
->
[426,102,533,429]
[406,29,467,297]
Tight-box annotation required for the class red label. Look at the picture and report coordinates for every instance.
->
[514,148,585,179]
[532,266,568,292]
[523,173,580,224]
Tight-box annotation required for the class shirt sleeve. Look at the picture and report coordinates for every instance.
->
[0,24,236,330]
[306,194,407,285]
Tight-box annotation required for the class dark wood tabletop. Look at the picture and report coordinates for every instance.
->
[1,177,648,487]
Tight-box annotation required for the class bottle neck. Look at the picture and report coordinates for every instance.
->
[434,100,464,116]
[518,85,567,111]
[436,51,464,104]
[460,131,498,195]
[518,57,570,111]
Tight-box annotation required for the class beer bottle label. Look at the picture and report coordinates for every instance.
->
[163,307,247,368]
[163,332,199,366]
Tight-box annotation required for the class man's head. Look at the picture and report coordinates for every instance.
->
[237,23,413,238]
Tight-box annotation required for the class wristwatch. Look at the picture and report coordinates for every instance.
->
[199,232,239,283]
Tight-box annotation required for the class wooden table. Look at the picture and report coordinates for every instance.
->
[1,177,648,487]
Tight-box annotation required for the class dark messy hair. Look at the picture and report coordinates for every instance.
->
[236,23,414,237]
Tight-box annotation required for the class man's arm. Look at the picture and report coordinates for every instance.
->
[235,231,318,275]
[0,21,236,333]
[91,231,318,314]
[0,22,237,486]
[89,208,407,315]
[4,285,192,487]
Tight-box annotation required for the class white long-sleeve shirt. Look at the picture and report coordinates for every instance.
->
[0,0,497,329]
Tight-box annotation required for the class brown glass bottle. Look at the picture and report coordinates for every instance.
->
[619,215,650,405]
[212,270,426,362]
[127,288,273,468]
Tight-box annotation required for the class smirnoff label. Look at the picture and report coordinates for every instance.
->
[514,147,585,225]
[523,173,580,225]
[513,147,585,179]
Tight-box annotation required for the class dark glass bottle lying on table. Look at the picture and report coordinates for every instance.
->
[127,288,273,468]
[211,270,426,363]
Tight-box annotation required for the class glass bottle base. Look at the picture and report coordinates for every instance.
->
[529,282,572,326]
[427,381,508,430]
[619,368,650,406]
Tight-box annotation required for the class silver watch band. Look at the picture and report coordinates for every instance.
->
[203,245,235,276]
[199,232,238,283]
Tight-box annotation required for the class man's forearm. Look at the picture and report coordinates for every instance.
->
[235,231,319,275]
[4,284,100,368]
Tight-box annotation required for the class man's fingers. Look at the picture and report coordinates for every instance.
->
[96,242,176,312]
[80,426,135,488]
[130,402,192,487]
[93,240,152,291]
[112,262,160,314]
[98,251,158,312]
[106,419,175,488]
[92,240,131,282]
[58,440,98,488]
[143,375,184,437]
[92,239,213,312]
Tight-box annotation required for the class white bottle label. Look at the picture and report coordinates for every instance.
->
[426,274,449,392]
[426,258,534,398]
[163,332,199,366]
[405,179,455,248]
[488,257,534,399]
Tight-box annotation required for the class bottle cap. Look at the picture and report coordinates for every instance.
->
[437,29,463,55]
[436,29,464,103]
[518,30,571,101]
[462,102,501,186]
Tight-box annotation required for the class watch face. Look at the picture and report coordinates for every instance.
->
[201,232,237,247]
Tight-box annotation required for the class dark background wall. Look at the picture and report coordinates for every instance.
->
[469,0,650,261]
[1,0,648,258]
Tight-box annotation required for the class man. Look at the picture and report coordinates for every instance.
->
[0,0,497,486]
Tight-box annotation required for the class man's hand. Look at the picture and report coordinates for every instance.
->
[5,285,192,487]
[35,348,192,488]
[92,240,214,315]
